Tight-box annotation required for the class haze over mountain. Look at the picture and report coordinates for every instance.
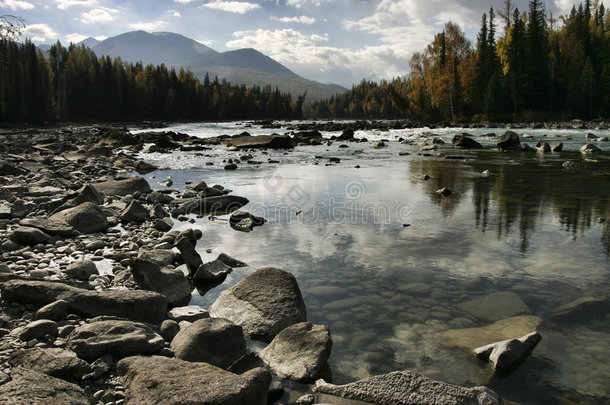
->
[88,31,346,102]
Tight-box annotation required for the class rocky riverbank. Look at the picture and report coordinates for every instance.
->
[0,123,578,404]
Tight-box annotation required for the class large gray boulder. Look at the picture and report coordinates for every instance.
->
[92,176,151,196]
[0,368,89,405]
[9,348,91,381]
[47,202,107,234]
[260,322,332,382]
[1,279,167,324]
[313,370,501,405]
[118,355,271,405]
[8,226,50,246]
[129,258,191,306]
[67,317,165,361]
[210,267,307,342]
[170,318,246,369]
[474,331,542,375]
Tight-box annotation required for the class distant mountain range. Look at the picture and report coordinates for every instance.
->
[78,31,345,102]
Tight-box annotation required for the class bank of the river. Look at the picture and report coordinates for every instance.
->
[0,121,608,404]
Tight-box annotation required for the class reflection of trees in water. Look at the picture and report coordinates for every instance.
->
[409,155,610,255]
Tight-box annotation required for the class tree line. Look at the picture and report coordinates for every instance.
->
[0,39,303,124]
[309,0,610,122]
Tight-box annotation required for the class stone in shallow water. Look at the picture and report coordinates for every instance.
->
[474,331,542,375]
[440,315,541,350]
[457,291,529,322]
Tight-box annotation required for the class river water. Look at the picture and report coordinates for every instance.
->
[133,121,610,404]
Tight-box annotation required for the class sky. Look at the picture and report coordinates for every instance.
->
[2,0,576,87]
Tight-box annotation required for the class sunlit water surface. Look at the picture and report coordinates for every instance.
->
[134,121,610,404]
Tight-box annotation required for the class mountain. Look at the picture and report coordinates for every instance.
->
[79,37,102,48]
[90,31,345,101]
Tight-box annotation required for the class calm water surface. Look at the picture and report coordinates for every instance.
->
[135,122,610,404]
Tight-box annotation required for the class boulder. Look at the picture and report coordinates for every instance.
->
[1,279,167,324]
[552,142,563,152]
[160,319,180,342]
[0,162,28,176]
[19,217,76,237]
[35,299,69,321]
[98,129,140,147]
[167,305,209,323]
[170,318,246,368]
[137,249,175,267]
[217,252,248,268]
[19,319,58,341]
[313,370,501,405]
[129,258,191,306]
[497,131,521,150]
[174,237,203,273]
[64,260,99,281]
[210,267,307,342]
[120,200,149,223]
[452,134,483,148]
[229,211,266,232]
[193,259,232,284]
[338,129,355,141]
[172,195,249,216]
[67,317,165,361]
[457,291,529,322]
[580,143,601,153]
[223,134,294,149]
[536,140,551,152]
[117,355,270,405]
[62,184,105,208]
[9,348,91,381]
[92,176,151,196]
[9,226,50,246]
[47,202,108,234]
[474,331,542,375]
[260,322,332,382]
[436,187,452,196]
[0,368,89,405]
[153,217,174,231]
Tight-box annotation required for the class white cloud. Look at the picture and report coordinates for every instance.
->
[23,23,58,42]
[285,0,329,8]
[272,15,316,24]
[174,0,199,3]
[168,9,182,17]
[81,7,118,23]
[65,33,88,43]
[55,0,98,10]
[0,0,34,10]
[128,20,169,31]
[201,0,260,14]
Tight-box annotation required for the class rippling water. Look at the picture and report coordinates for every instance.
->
[134,121,610,404]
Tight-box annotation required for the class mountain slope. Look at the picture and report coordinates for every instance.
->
[90,31,345,101]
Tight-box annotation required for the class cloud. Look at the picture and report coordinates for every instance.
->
[128,20,169,31]
[201,0,260,14]
[81,7,118,23]
[272,15,316,24]
[168,9,182,17]
[285,0,329,8]
[55,0,98,10]
[23,23,58,42]
[65,33,88,43]
[174,0,199,3]
[0,0,34,10]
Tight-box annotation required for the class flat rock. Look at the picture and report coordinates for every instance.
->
[118,355,270,405]
[67,317,165,361]
[223,134,294,149]
[92,176,151,196]
[210,267,307,342]
[458,291,529,322]
[0,368,89,405]
[260,322,332,382]
[313,370,501,405]
[173,195,249,216]
[551,295,610,322]
[440,315,542,350]
[167,305,210,322]
[170,317,246,368]
[9,348,91,381]
[9,226,51,246]
[129,258,191,306]
[1,279,167,324]
[47,202,108,234]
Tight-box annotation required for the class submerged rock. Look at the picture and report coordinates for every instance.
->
[551,295,610,323]
[313,370,502,405]
[118,355,271,405]
[474,331,542,375]
[210,267,307,342]
[457,291,529,322]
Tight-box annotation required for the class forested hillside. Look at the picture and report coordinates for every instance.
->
[0,40,303,123]
[309,0,610,122]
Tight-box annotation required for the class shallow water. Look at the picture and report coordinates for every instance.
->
[136,121,610,404]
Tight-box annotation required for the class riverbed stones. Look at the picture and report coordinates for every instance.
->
[474,331,542,374]
[117,355,271,405]
[440,315,542,350]
[1,279,167,324]
[497,131,521,150]
[129,258,191,306]
[313,370,501,405]
[67,317,165,361]
[260,322,332,382]
[210,267,307,342]
[64,260,99,280]
[457,291,529,322]
[92,176,151,196]
[47,202,108,234]
[9,348,91,381]
[0,368,89,405]
[9,226,51,246]
[170,317,246,368]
